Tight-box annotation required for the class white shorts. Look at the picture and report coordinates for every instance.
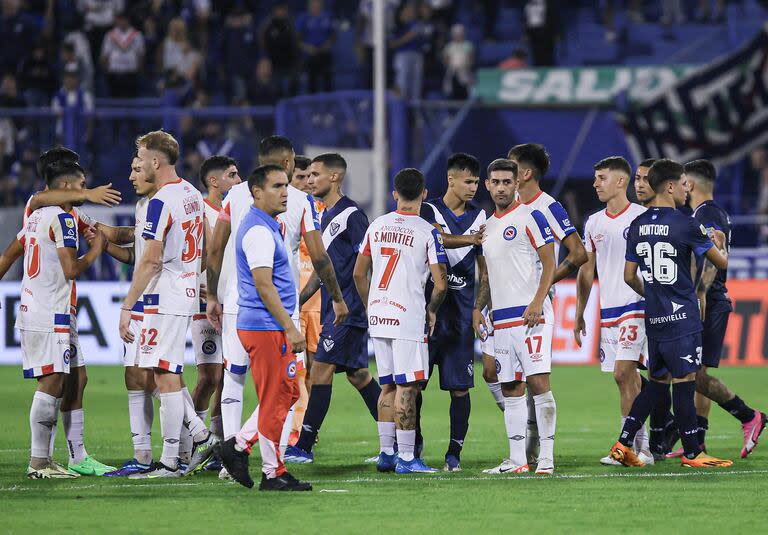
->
[222,312,249,375]
[191,314,223,365]
[371,336,429,385]
[493,323,553,383]
[122,314,144,367]
[599,318,648,373]
[138,313,191,374]
[69,308,85,368]
[21,329,71,378]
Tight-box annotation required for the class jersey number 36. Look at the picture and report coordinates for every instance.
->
[636,241,678,285]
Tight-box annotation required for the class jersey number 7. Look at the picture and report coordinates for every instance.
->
[377,247,401,290]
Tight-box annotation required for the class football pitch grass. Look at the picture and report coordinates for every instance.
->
[0,364,766,534]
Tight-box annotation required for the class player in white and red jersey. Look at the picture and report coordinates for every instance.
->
[354,167,448,475]
[11,160,107,479]
[205,136,347,472]
[289,155,322,444]
[119,131,218,478]
[185,156,241,463]
[575,156,653,466]
[506,143,588,464]
[89,154,161,477]
[473,158,557,475]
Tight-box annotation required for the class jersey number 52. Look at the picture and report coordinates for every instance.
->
[636,241,677,285]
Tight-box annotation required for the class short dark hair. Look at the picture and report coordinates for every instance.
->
[46,160,85,186]
[593,156,632,177]
[647,159,684,193]
[638,158,657,168]
[394,168,425,201]
[248,164,286,191]
[199,155,237,189]
[486,158,518,177]
[259,135,294,159]
[447,152,480,176]
[294,155,311,171]
[38,146,79,181]
[311,152,347,173]
[684,159,716,184]
[507,143,550,179]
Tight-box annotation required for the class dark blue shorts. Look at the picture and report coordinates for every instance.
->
[427,321,475,391]
[648,333,702,379]
[314,325,368,372]
[702,303,731,368]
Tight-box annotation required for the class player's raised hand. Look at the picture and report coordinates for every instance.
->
[85,183,122,207]
[287,326,307,354]
[573,314,586,347]
[206,297,222,332]
[119,308,135,344]
[522,299,543,329]
[472,308,488,340]
[332,299,349,326]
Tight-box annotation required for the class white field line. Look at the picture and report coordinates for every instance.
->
[1,469,767,492]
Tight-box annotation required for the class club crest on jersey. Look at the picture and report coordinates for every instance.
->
[287,360,297,378]
[202,340,217,355]
[65,218,75,229]
[322,338,335,352]
[623,227,630,239]
[503,226,517,241]
[330,222,341,236]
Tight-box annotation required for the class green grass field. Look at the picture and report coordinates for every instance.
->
[0,364,766,534]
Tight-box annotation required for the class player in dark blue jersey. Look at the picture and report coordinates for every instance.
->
[418,152,486,471]
[685,160,766,458]
[284,153,382,464]
[609,159,733,468]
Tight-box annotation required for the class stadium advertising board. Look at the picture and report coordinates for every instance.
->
[0,281,764,367]
[476,65,694,106]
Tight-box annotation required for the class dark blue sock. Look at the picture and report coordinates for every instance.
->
[649,379,673,451]
[356,378,381,421]
[697,415,708,445]
[447,393,470,459]
[620,380,668,447]
[718,395,755,424]
[296,384,332,453]
[672,381,701,459]
[415,391,423,455]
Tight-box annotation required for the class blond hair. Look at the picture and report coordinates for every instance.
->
[136,130,179,165]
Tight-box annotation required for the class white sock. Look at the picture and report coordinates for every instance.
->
[221,370,246,440]
[396,429,416,462]
[279,405,295,457]
[486,381,504,411]
[210,415,223,439]
[196,409,208,426]
[377,421,396,455]
[128,390,153,463]
[634,423,649,453]
[235,407,259,452]
[504,395,528,466]
[62,409,87,465]
[527,390,538,435]
[182,387,208,441]
[158,391,184,468]
[30,391,58,460]
[48,397,62,459]
[534,391,557,462]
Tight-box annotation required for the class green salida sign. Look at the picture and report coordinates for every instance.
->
[476,65,696,106]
